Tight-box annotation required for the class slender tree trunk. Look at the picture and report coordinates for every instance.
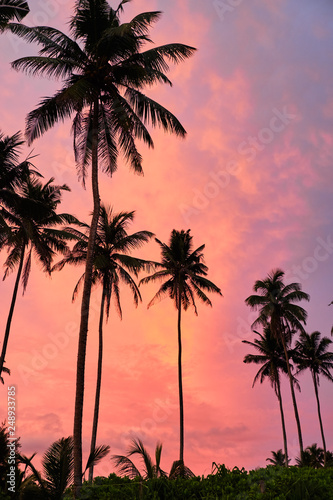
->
[0,244,25,377]
[312,371,326,467]
[88,287,106,482]
[281,335,303,462]
[177,293,184,464]
[74,100,101,497]
[275,375,288,467]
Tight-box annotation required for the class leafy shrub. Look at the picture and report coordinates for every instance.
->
[63,466,333,499]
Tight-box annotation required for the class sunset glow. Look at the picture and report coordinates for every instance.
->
[1,0,333,478]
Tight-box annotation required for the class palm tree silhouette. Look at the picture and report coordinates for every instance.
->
[0,175,79,378]
[296,443,324,468]
[0,129,39,192]
[245,268,310,463]
[112,438,167,480]
[266,449,290,466]
[8,3,195,491]
[54,205,153,482]
[243,326,298,467]
[140,229,222,467]
[18,436,109,498]
[293,331,333,467]
[0,0,29,29]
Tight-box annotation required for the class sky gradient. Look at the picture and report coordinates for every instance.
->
[1,0,333,477]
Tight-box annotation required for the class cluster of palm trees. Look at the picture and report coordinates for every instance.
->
[0,423,110,499]
[3,1,197,494]
[0,1,220,495]
[244,269,333,467]
[267,445,333,468]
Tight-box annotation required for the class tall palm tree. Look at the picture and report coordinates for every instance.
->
[243,326,294,467]
[7,3,195,492]
[245,268,310,463]
[140,229,222,466]
[0,0,29,29]
[293,331,333,467]
[54,205,153,483]
[0,175,79,378]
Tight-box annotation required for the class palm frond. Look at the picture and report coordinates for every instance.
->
[124,88,187,137]
[0,1,29,27]
[83,444,110,476]
[112,454,142,479]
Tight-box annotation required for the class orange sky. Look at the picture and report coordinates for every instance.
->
[1,0,333,477]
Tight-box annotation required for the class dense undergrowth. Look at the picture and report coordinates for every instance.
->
[63,465,333,500]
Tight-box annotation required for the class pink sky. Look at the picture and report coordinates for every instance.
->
[1,0,333,477]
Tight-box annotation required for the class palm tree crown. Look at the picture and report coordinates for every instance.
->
[112,438,166,480]
[245,268,310,342]
[141,229,222,313]
[266,449,290,467]
[8,1,196,178]
[243,327,290,392]
[1,176,78,287]
[0,129,39,192]
[293,331,333,384]
[55,205,153,317]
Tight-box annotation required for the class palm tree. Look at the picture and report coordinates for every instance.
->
[54,205,153,482]
[18,436,110,499]
[245,268,310,463]
[326,450,333,467]
[0,129,39,192]
[112,438,167,480]
[243,326,294,467]
[7,3,195,492]
[266,449,290,466]
[293,331,333,467]
[112,437,195,480]
[140,229,222,466]
[296,443,324,468]
[0,0,29,29]
[0,175,79,378]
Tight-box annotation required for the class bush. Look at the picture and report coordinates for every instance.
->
[63,466,333,499]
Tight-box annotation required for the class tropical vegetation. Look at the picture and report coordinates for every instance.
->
[6,1,196,492]
[245,268,310,463]
[0,171,80,379]
[53,206,153,482]
[292,331,333,467]
[0,0,29,30]
[0,0,332,498]
[140,229,222,467]
[243,326,294,467]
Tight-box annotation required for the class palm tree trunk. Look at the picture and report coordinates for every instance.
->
[177,293,184,464]
[88,287,106,482]
[312,370,327,467]
[281,334,304,462]
[275,374,288,466]
[0,244,25,376]
[74,99,101,497]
